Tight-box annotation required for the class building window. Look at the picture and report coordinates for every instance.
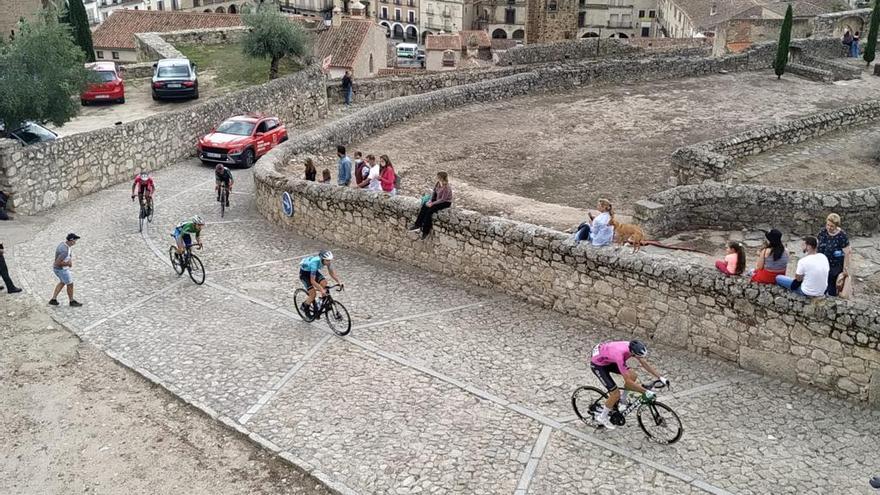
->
[641,26,649,36]
[112,51,119,59]
[157,0,163,9]
[408,10,414,22]
[648,9,655,18]
[505,7,515,24]
[394,8,400,20]
[442,50,455,66]
[381,6,387,18]
[577,12,584,27]
[547,0,556,12]
[407,0,413,5]
[97,50,104,58]
[638,9,644,17]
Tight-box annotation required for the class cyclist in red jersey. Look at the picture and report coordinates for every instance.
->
[131,169,155,215]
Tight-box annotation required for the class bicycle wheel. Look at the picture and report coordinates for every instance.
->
[637,401,683,444]
[324,300,351,336]
[571,386,608,427]
[169,246,185,275]
[293,288,315,322]
[139,211,145,232]
[220,188,226,218]
[187,254,206,285]
[147,202,154,223]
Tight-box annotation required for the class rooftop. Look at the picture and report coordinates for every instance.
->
[672,0,850,32]
[313,18,374,69]
[425,33,461,51]
[92,10,243,50]
[458,30,491,49]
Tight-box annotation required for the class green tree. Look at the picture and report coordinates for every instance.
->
[66,0,96,62]
[864,0,880,66]
[241,6,310,80]
[774,4,793,79]
[0,16,91,131]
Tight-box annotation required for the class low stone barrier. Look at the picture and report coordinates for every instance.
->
[671,100,880,185]
[496,39,644,66]
[252,64,880,406]
[787,62,834,82]
[0,67,326,214]
[633,183,880,237]
[797,54,862,81]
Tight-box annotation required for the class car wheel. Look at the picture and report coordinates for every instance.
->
[280,135,288,143]
[81,99,88,106]
[118,97,125,104]
[192,89,199,100]
[242,149,255,168]
[152,92,159,101]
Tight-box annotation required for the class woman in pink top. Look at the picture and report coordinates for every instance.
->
[715,241,746,276]
[379,155,396,195]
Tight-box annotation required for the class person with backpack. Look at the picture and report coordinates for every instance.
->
[379,154,397,196]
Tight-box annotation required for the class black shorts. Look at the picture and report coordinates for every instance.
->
[299,270,325,291]
[590,362,622,392]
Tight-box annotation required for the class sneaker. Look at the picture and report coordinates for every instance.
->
[8,287,22,294]
[408,225,420,232]
[49,299,59,306]
[70,300,83,307]
[225,202,230,207]
[595,409,616,430]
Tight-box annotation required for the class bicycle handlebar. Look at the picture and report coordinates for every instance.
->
[643,379,668,390]
[325,284,344,292]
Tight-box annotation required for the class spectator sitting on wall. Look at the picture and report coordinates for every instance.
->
[319,168,332,183]
[715,241,746,276]
[409,171,453,240]
[775,236,829,298]
[571,199,615,247]
[304,157,317,182]
[750,228,789,284]
[379,155,397,196]
[817,213,851,297]
[0,190,12,220]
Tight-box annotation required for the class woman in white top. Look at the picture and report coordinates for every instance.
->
[572,198,615,247]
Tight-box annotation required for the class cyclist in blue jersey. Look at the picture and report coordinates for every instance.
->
[299,250,344,318]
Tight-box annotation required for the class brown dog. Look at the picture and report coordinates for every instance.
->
[611,219,645,253]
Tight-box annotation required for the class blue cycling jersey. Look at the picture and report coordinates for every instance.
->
[300,256,323,274]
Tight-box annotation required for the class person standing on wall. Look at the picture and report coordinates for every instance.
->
[337,145,352,187]
[49,233,82,307]
[341,70,353,106]
[0,242,22,294]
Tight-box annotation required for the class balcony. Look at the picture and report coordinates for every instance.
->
[607,21,632,28]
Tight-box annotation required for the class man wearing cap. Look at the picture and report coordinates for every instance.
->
[49,233,82,307]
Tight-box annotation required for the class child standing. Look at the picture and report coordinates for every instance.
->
[715,241,746,276]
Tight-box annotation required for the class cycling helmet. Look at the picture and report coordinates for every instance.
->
[319,250,334,261]
[192,215,205,225]
[629,340,648,357]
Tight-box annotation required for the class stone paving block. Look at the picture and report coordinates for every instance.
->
[527,432,703,495]
[351,302,748,418]
[81,282,325,419]
[247,342,541,495]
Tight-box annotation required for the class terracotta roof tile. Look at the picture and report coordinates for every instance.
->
[313,19,373,69]
[458,30,491,49]
[92,10,243,50]
[425,34,460,51]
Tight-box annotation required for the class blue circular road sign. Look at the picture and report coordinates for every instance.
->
[281,191,294,217]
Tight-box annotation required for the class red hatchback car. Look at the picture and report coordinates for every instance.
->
[81,62,125,105]
[197,114,288,168]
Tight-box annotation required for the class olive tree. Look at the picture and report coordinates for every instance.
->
[241,7,310,80]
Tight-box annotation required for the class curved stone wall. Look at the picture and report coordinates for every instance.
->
[252,66,880,406]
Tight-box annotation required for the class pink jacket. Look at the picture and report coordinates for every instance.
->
[379,165,396,192]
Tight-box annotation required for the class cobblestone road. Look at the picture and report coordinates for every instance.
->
[10,160,880,495]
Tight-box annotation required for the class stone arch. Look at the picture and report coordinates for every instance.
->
[406,25,418,40]
[392,23,404,39]
[836,16,865,37]
[582,31,598,38]
[512,29,524,40]
[228,3,237,13]
[215,6,225,12]
[491,28,507,39]
[617,32,628,38]
[203,7,211,11]
[380,21,391,37]
[421,30,432,44]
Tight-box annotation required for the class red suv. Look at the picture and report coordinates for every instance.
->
[81,62,125,105]
[197,114,288,168]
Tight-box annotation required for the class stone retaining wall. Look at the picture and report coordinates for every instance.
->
[252,77,880,405]
[0,67,326,214]
[813,8,872,37]
[796,53,862,81]
[671,101,880,185]
[787,62,834,82]
[633,184,880,237]
[496,39,644,66]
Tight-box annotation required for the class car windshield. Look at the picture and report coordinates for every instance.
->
[94,70,116,83]
[12,123,56,145]
[216,120,255,136]
[157,65,190,78]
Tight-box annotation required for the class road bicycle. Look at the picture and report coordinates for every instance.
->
[168,243,205,285]
[218,182,229,218]
[134,194,154,232]
[293,284,351,336]
[571,379,683,444]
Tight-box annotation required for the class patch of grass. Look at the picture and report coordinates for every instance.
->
[176,42,302,90]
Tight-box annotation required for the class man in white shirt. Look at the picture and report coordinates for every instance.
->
[775,236,829,297]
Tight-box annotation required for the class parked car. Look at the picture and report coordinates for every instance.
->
[152,58,198,101]
[197,114,288,168]
[396,42,418,59]
[81,61,125,105]
[0,121,58,146]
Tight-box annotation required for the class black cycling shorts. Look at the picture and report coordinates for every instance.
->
[299,269,325,291]
[590,362,622,392]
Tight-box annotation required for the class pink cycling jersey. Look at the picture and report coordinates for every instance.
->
[590,340,632,376]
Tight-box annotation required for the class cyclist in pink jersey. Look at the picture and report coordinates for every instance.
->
[590,340,668,430]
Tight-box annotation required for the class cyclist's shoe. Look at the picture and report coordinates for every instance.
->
[595,408,616,430]
[225,201,230,207]
[300,302,311,316]
[70,300,83,307]
[48,299,59,306]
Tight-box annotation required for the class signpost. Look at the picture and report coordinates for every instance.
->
[281,191,294,217]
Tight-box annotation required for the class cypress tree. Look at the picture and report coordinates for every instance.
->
[865,0,880,66]
[66,0,96,62]
[774,4,793,79]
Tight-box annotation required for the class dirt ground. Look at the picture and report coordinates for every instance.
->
[51,75,220,137]
[0,290,330,494]
[351,69,880,226]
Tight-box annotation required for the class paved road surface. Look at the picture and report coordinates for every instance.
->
[10,159,880,495]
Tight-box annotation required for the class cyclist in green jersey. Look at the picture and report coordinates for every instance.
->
[172,215,205,255]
